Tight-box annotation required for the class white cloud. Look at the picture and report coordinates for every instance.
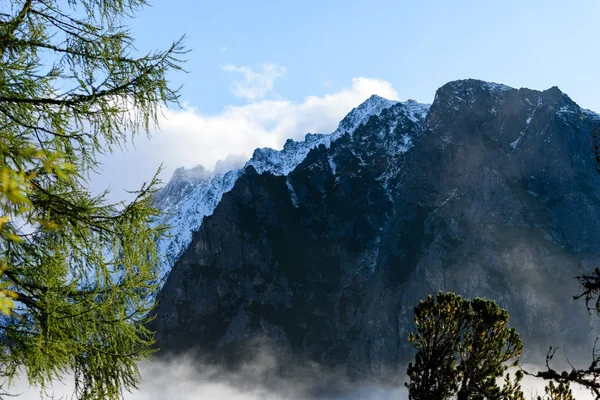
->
[221,63,287,101]
[90,77,400,202]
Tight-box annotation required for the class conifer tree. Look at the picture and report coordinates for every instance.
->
[537,381,575,400]
[0,1,185,398]
[406,292,523,400]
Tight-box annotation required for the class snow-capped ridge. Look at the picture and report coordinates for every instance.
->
[335,94,399,135]
[582,108,600,121]
[247,95,419,176]
[154,94,430,280]
[170,165,212,183]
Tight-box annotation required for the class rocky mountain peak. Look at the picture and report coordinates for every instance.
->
[336,94,399,134]
[151,79,600,383]
[152,93,429,282]
[432,79,578,113]
[170,164,212,183]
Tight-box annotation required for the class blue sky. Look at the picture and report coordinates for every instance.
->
[94,0,600,199]
[127,0,600,112]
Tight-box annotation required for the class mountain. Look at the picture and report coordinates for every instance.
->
[152,95,426,280]
[150,79,600,383]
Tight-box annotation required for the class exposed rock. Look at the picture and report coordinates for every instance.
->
[151,79,600,382]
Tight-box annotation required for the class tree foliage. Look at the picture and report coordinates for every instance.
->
[537,381,575,400]
[0,0,185,398]
[406,292,523,400]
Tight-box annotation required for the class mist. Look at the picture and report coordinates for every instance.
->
[6,342,405,400]
[6,354,596,400]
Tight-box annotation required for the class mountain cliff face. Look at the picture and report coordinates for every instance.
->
[151,79,600,381]
[152,95,417,282]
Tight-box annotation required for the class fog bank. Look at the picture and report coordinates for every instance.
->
[5,358,595,399]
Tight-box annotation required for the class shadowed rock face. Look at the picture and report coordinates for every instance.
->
[151,79,600,381]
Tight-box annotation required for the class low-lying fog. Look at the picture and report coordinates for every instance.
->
[6,353,595,400]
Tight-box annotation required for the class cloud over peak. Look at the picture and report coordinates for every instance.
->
[91,76,401,202]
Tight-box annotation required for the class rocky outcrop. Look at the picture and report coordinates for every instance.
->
[151,80,600,382]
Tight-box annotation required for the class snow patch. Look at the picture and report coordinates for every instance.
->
[398,134,413,153]
[286,179,299,208]
[581,108,600,121]
[511,96,540,149]
[440,133,452,148]
[327,156,337,176]
[482,81,513,93]
[510,137,522,149]
[557,105,577,116]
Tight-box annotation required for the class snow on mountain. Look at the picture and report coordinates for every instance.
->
[153,95,430,281]
[151,79,600,377]
[247,95,404,176]
[335,94,399,135]
[583,107,600,118]
[557,105,600,123]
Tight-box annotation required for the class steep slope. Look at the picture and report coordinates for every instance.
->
[151,80,600,382]
[153,95,427,281]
